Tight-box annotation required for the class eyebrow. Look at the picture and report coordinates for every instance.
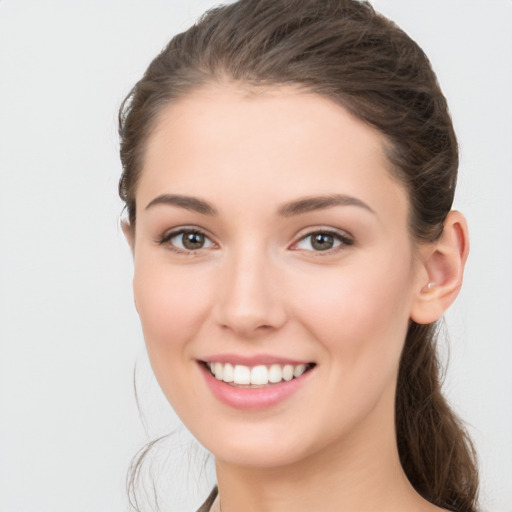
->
[145,194,218,215]
[278,194,375,217]
[145,193,375,217]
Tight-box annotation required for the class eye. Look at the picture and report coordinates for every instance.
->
[292,230,353,253]
[158,228,216,253]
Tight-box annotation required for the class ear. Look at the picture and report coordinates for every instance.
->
[121,219,140,314]
[121,219,135,254]
[410,210,469,324]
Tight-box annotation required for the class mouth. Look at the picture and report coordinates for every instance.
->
[202,361,316,387]
[197,355,316,410]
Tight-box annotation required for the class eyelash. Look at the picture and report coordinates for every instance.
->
[156,227,216,256]
[291,229,354,256]
[156,227,353,256]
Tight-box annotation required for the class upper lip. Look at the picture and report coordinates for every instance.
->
[200,353,313,366]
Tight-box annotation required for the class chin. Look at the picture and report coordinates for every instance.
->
[211,439,310,469]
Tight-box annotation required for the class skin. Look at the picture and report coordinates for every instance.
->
[124,84,468,512]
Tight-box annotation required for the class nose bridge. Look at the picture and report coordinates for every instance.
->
[215,239,286,336]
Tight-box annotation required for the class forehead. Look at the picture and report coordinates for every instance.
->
[138,84,409,226]
[145,83,388,168]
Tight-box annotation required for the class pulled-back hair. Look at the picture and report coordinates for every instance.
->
[119,1,479,510]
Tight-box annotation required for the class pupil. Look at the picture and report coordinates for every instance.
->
[312,233,333,251]
[183,232,204,249]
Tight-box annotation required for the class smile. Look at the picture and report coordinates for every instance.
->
[206,362,313,386]
[199,359,316,410]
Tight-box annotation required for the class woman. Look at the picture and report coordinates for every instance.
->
[118,0,479,510]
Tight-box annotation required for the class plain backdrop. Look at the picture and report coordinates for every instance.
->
[0,1,511,511]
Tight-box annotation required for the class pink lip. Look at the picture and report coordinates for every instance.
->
[201,353,311,366]
[198,361,314,411]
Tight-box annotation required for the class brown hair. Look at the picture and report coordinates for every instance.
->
[119,0,479,510]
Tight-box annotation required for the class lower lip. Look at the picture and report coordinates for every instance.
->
[199,363,313,411]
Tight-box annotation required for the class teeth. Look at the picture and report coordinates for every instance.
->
[268,364,282,383]
[213,362,223,381]
[207,362,311,385]
[282,364,294,381]
[222,363,234,383]
[251,365,268,385]
[233,365,251,385]
[293,364,307,378]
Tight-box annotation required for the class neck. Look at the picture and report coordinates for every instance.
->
[214,386,439,512]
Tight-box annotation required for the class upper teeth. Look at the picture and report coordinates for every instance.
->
[207,362,308,385]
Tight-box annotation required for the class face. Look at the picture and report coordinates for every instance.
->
[130,85,424,469]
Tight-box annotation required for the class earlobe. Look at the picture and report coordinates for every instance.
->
[410,211,469,324]
[121,219,135,254]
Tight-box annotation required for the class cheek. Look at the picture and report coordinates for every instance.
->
[281,254,414,442]
[132,258,218,420]
[132,259,212,366]
[289,250,414,375]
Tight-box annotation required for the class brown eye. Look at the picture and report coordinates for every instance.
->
[162,229,215,252]
[311,233,335,251]
[293,230,353,253]
[181,231,205,250]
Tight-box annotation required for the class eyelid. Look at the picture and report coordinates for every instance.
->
[289,227,354,255]
[155,225,353,256]
[156,226,217,255]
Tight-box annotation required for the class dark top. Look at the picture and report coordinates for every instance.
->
[197,486,218,512]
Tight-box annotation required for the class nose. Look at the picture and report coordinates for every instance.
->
[214,245,287,339]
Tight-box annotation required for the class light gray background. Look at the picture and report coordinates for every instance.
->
[0,1,510,511]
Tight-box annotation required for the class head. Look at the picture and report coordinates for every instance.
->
[119,0,477,510]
